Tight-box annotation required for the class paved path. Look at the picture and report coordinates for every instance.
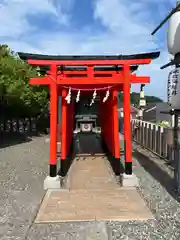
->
[36,156,152,223]
[1,135,180,239]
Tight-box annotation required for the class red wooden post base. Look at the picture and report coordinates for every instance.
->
[125,162,132,175]
[49,164,57,177]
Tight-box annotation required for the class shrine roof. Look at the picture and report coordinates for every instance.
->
[18,51,160,61]
[18,51,160,73]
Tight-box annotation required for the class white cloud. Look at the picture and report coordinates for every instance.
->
[93,0,173,100]
[0,0,175,100]
[93,0,160,51]
[0,0,70,37]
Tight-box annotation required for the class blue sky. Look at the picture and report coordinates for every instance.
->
[0,0,176,100]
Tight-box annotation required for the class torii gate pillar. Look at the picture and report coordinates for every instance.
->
[123,64,132,174]
[49,65,58,177]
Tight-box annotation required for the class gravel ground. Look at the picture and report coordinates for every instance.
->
[107,142,180,240]
[1,136,180,239]
[0,136,109,240]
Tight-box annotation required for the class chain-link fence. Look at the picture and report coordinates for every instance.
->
[131,119,174,164]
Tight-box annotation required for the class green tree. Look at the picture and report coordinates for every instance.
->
[0,44,48,118]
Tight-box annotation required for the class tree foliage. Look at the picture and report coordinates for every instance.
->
[0,44,48,118]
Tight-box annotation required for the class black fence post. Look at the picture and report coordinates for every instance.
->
[173,111,180,193]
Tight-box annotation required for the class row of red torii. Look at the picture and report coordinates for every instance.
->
[18,52,160,187]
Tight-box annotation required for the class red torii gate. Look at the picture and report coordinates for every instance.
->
[18,52,159,185]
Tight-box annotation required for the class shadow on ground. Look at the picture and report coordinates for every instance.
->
[57,133,105,177]
[57,132,124,178]
[74,133,105,155]
[0,132,43,149]
[133,148,180,202]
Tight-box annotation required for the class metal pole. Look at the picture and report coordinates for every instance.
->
[173,110,180,193]
[151,2,180,35]
[159,106,180,193]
